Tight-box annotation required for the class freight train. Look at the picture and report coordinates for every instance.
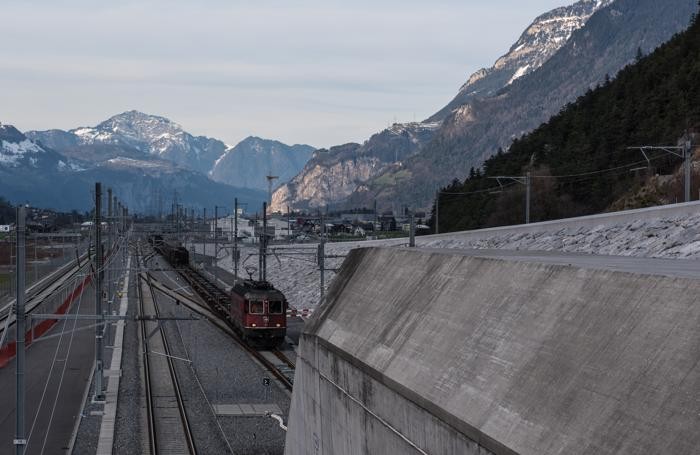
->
[153,238,189,267]
[151,235,287,347]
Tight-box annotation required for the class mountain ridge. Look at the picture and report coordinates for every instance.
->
[26,111,315,196]
[3,120,267,212]
[270,0,619,212]
[210,136,315,191]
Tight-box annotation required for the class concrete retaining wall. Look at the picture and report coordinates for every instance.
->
[285,247,700,455]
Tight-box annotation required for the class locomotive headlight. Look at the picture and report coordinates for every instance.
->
[251,323,257,327]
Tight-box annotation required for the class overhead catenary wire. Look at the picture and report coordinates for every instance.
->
[532,155,669,179]
[438,181,519,195]
[440,154,673,197]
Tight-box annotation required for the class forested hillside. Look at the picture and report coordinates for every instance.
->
[434,7,700,232]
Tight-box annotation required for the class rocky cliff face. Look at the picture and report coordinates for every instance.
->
[271,149,382,211]
[269,122,439,212]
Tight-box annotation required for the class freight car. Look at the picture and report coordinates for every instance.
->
[155,239,190,267]
[228,279,288,347]
[148,234,163,247]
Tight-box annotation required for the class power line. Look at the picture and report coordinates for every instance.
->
[438,182,518,195]
[533,156,668,179]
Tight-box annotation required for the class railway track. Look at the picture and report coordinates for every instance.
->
[137,249,197,455]
[174,261,296,392]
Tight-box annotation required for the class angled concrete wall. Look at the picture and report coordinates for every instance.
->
[285,247,700,455]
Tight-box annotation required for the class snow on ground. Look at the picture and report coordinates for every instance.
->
[420,213,700,259]
[198,212,700,312]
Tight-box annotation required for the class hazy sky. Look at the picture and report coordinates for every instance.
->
[1,1,570,148]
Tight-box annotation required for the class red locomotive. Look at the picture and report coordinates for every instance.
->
[228,279,288,347]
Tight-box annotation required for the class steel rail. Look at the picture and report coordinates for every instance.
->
[137,245,197,455]
[168,260,295,392]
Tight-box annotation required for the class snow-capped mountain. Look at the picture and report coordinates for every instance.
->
[29,111,227,174]
[0,123,82,208]
[28,112,315,193]
[1,120,267,212]
[210,137,314,192]
[429,0,613,121]
[0,123,64,169]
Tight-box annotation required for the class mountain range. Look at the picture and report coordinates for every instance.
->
[270,0,698,213]
[2,111,314,212]
[0,122,265,212]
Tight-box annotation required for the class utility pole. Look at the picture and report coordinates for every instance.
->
[318,210,325,305]
[214,206,218,286]
[434,190,439,234]
[234,198,239,279]
[374,200,378,227]
[94,183,105,401]
[107,189,113,317]
[409,211,415,247]
[490,173,532,224]
[629,141,694,202]
[266,174,279,207]
[262,202,268,282]
[14,206,26,455]
[525,171,531,224]
[685,139,692,203]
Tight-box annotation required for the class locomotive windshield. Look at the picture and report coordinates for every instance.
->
[249,300,264,314]
[269,301,283,314]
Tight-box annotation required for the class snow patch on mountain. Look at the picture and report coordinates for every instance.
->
[508,65,531,84]
[105,156,175,170]
[459,0,614,96]
[62,110,227,173]
[57,160,86,172]
[0,139,43,166]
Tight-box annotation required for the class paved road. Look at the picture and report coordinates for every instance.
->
[0,281,95,455]
[415,248,700,279]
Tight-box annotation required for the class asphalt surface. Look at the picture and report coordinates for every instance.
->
[415,247,700,279]
[0,280,95,455]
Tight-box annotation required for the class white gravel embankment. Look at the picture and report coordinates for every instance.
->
[200,213,700,312]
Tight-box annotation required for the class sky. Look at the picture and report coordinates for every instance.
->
[1,0,571,149]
